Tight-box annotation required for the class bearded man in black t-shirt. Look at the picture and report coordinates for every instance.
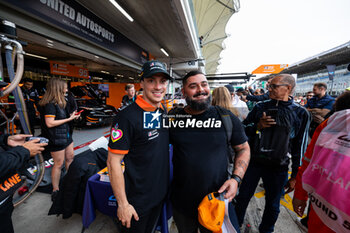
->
[169,71,250,233]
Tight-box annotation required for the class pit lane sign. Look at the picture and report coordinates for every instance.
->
[252,64,288,74]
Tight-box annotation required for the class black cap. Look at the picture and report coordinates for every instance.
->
[140,60,173,81]
[224,84,235,93]
[236,87,245,93]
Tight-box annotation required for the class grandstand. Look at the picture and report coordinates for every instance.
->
[282,41,350,96]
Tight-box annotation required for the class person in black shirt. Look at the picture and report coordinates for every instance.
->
[170,71,250,233]
[8,78,40,135]
[97,90,107,105]
[65,91,78,138]
[107,60,173,233]
[121,84,136,107]
[21,78,40,134]
[0,134,47,233]
[39,78,80,200]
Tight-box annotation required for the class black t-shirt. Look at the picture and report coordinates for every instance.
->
[169,106,247,217]
[21,87,40,114]
[121,95,136,107]
[108,96,169,215]
[44,103,66,117]
[41,103,72,148]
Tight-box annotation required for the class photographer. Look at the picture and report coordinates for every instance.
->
[0,134,47,233]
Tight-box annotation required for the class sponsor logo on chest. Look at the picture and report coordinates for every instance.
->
[148,129,159,140]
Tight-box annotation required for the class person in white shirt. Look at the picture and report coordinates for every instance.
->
[225,85,249,121]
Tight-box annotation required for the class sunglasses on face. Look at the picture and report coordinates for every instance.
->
[269,84,289,89]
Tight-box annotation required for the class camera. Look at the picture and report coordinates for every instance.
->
[26,137,49,144]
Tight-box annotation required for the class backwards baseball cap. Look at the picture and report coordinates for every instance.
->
[140,60,173,81]
[198,192,225,233]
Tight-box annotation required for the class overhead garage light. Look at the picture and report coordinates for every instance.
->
[101,70,110,74]
[117,74,124,77]
[160,48,169,57]
[109,0,134,22]
[25,53,48,60]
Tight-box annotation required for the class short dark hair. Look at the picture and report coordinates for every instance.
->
[334,91,350,112]
[22,78,33,83]
[125,84,134,91]
[182,70,205,85]
[314,82,327,90]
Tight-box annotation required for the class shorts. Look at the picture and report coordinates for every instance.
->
[47,137,73,152]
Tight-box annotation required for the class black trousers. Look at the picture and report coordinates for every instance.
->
[0,199,14,233]
[172,206,211,233]
[117,203,162,233]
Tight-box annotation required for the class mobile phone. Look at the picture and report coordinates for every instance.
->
[267,108,278,119]
[76,109,84,115]
[26,137,49,144]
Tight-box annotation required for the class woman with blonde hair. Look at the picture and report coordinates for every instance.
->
[212,86,242,120]
[39,78,80,200]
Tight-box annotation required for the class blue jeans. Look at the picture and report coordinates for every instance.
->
[235,163,288,233]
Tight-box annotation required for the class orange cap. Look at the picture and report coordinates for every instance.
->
[198,192,225,233]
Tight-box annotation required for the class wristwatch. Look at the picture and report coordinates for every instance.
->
[231,174,242,187]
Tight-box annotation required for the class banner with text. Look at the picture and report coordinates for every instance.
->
[252,64,288,74]
[3,0,148,64]
[50,61,89,79]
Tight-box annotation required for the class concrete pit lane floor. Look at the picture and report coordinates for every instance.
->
[13,127,307,233]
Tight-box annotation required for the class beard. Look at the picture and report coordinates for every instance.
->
[185,93,212,111]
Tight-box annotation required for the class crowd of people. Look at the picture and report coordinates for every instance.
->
[0,60,349,233]
[108,62,349,233]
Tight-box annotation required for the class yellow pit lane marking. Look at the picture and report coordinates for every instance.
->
[253,171,306,217]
